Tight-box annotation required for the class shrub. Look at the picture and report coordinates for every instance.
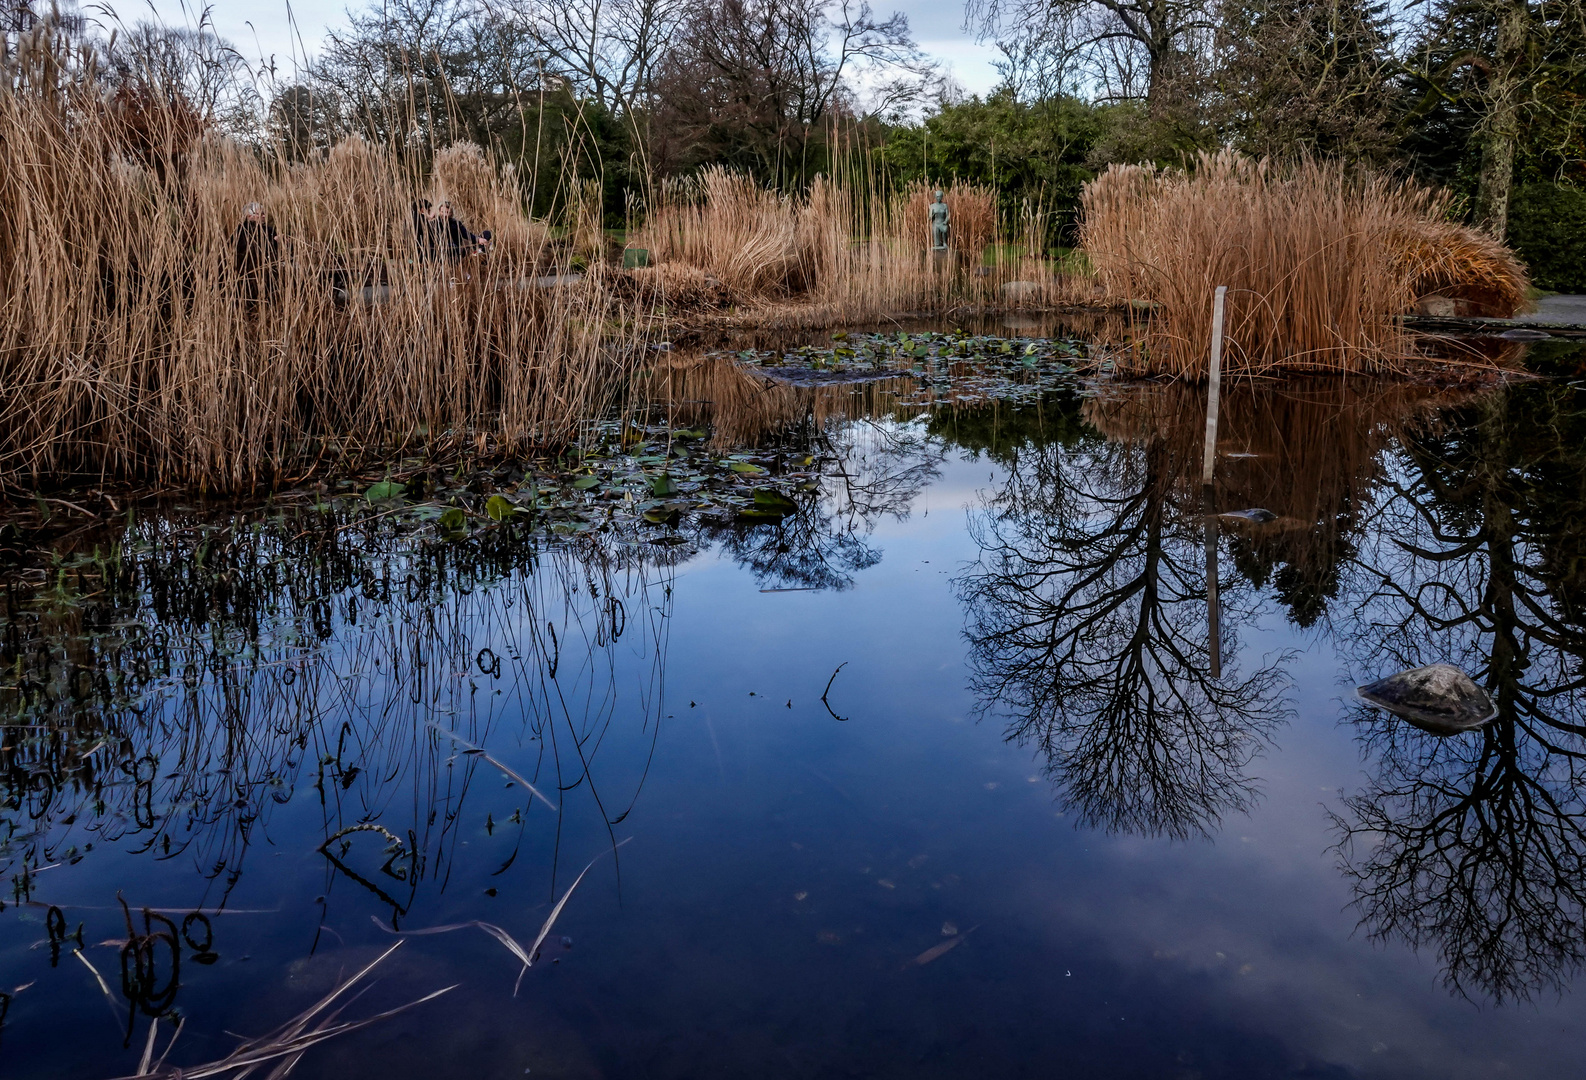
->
[1508,184,1586,292]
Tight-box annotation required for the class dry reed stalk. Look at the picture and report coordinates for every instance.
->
[108,942,454,1080]
[636,170,1085,323]
[0,41,644,492]
[1078,151,1530,378]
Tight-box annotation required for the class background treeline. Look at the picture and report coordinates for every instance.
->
[5,0,1586,286]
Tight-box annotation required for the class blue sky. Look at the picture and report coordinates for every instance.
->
[137,0,1003,97]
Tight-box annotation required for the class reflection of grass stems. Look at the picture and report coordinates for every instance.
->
[426,723,559,813]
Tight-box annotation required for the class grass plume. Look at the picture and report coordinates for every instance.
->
[1078,151,1529,377]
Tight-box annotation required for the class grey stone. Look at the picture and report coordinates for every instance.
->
[1356,663,1497,735]
[1218,508,1277,523]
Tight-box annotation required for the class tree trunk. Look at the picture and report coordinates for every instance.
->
[1474,0,1530,238]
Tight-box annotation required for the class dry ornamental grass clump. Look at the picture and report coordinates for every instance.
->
[0,36,642,492]
[1078,151,1529,377]
[638,170,1086,322]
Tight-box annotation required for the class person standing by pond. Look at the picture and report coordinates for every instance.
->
[412,198,437,261]
[433,201,480,263]
[233,201,279,303]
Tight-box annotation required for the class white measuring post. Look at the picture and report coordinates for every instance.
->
[1201,285,1228,487]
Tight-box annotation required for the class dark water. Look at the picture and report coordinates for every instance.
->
[4,363,1586,1079]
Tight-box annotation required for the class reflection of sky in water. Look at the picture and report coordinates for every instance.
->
[4,379,1586,1078]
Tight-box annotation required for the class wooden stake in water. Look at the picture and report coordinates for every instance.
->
[1201,285,1228,486]
[1202,285,1227,678]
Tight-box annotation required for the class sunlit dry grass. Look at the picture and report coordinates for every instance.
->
[637,170,1091,323]
[0,37,644,492]
[1079,152,1529,377]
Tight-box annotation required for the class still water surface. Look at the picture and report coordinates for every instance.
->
[3,359,1586,1078]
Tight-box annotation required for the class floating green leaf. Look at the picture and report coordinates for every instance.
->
[365,480,405,502]
[729,461,766,474]
[486,495,516,521]
[650,474,678,497]
[439,507,466,532]
[752,488,798,512]
[572,476,601,490]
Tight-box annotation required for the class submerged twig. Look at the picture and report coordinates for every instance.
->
[374,838,631,995]
[426,723,559,812]
[104,942,453,1080]
[821,662,849,722]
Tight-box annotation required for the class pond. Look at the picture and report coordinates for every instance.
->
[4,338,1586,1079]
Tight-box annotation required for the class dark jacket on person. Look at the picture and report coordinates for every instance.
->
[413,203,437,261]
[434,216,477,262]
[233,219,279,300]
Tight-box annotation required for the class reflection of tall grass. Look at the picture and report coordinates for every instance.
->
[1082,378,1482,625]
[0,514,670,915]
[0,32,643,490]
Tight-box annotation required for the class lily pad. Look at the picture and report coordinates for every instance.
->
[730,461,766,475]
[572,476,602,490]
[752,488,798,513]
[365,480,405,502]
[485,495,517,521]
[650,474,679,497]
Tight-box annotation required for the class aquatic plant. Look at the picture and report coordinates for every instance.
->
[1078,151,1530,376]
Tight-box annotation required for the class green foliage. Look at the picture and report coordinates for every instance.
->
[1400,0,1586,201]
[1508,184,1586,291]
[508,92,639,227]
[365,480,405,502]
[879,92,1107,244]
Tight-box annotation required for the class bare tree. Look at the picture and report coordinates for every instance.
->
[1211,0,1402,163]
[966,0,1217,105]
[495,0,686,119]
[653,0,934,182]
[1332,384,1586,1002]
[311,0,542,147]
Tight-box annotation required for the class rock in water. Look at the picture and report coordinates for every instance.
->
[1218,508,1277,523]
[1356,664,1496,735]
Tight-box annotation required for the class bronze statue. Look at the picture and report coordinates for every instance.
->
[929,190,950,251]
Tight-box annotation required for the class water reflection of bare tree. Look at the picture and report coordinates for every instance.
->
[652,353,945,590]
[1084,379,1476,626]
[1330,382,1586,1003]
[957,389,1291,840]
